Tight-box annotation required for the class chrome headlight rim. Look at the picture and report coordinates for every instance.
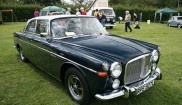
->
[110,62,122,78]
[152,50,159,62]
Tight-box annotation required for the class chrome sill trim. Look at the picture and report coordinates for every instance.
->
[95,67,161,100]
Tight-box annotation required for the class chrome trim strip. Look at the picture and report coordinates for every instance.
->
[17,38,97,73]
[95,67,161,100]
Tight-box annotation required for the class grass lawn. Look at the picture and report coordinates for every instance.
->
[0,22,182,105]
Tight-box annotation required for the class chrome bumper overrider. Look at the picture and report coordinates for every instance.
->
[95,67,162,100]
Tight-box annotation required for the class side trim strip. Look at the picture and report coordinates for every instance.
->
[17,38,97,73]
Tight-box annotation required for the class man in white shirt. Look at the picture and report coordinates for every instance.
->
[65,7,71,15]
[125,11,132,32]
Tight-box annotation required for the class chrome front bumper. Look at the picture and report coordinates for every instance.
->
[95,67,162,100]
[105,24,116,27]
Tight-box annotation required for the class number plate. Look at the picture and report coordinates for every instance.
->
[136,80,154,95]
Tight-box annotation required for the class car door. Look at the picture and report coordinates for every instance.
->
[30,19,52,73]
[21,19,37,61]
[170,17,175,26]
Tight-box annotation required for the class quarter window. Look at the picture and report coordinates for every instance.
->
[26,20,36,33]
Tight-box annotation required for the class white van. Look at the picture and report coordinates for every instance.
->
[87,7,116,29]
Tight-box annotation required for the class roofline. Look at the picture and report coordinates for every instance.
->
[31,15,95,20]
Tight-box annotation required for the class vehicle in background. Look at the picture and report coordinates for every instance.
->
[40,6,66,16]
[168,16,182,28]
[48,12,63,15]
[87,7,116,29]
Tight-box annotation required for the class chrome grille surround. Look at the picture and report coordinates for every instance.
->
[124,54,152,84]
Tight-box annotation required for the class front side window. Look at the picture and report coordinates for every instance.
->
[177,17,182,20]
[51,17,108,38]
[26,20,36,33]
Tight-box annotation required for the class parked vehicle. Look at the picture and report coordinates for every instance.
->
[168,16,182,28]
[14,15,162,105]
[87,7,116,29]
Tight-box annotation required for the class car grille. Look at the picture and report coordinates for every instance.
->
[124,54,151,84]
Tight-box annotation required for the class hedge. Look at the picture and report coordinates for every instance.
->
[112,5,182,22]
[0,3,86,22]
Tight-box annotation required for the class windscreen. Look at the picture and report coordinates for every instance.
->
[51,17,108,38]
[99,9,115,16]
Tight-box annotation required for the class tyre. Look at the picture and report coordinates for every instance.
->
[65,68,91,105]
[110,26,113,29]
[177,24,181,28]
[18,47,28,62]
[168,24,171,27]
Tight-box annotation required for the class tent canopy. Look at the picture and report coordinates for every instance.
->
[155,8,178,13]
[40,6,66,16]
[154,8,179,22]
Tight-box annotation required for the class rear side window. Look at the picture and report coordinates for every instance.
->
[36,20,48,34]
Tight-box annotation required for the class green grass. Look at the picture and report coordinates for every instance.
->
[0,22,182,105]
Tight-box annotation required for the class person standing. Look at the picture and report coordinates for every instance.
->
[125,11,132,32]
[76,8,81,15]
[34,9,39,17]
[100,12,106,27]
[94,9,100,20]
[80,7,86,15]
[65,7,71,15]
[140,12,142,22]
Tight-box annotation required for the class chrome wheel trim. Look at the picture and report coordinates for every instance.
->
[178,25,181,28]
[20,50,25,60]
[68,75,83,100]
[168,24,171,27]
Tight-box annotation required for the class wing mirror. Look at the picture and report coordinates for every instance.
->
[40,33,52,43]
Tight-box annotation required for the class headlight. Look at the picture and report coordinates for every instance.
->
[152,50,159,62]
[110,62,122,78]
[112,79,120,89]
[102,61,109,71]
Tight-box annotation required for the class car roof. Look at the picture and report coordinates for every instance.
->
[30,15,95,21]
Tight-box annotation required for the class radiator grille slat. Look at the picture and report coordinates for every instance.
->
[124,54,151,84]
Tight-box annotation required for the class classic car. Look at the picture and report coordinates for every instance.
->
[14,15,162,105]
[87,7,116,29]
[168,16,182,28]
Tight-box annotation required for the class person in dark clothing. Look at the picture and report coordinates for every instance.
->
[100,12,106,27]
[134,18,141,29]
[125,11,132,32]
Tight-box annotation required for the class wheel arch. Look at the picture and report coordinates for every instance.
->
[60,62,87,85]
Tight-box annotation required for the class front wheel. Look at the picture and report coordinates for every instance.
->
[18,47,28,62]
[109,26,113,29]
[65,68,91,105]
[168,24,171,27]
[178,24,181,28]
